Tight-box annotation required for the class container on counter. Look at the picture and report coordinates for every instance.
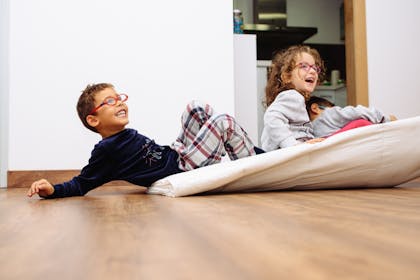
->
[233,9,244,34]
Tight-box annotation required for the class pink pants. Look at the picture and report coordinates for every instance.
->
[330,119,373,137]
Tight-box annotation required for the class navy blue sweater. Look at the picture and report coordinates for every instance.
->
[47,128,182,198]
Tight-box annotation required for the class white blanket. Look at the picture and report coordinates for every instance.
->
[148,116,420,197]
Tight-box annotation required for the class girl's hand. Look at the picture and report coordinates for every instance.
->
[27,179,54,198]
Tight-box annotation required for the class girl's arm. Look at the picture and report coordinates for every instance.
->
[262,91,310,150]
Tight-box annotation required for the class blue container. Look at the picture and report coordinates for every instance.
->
[233,9,243,34]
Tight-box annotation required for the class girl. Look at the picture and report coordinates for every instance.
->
[261,45,326,151]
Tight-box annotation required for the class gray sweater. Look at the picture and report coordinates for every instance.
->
[312,105,390,137]
[261,90,314,151]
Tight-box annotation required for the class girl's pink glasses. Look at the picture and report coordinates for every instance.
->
[296,62,321,74]
[90,94,128,114]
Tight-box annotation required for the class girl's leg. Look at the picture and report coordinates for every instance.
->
[172,101,256,171]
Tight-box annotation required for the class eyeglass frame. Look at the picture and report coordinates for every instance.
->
[89,93,129,115]
[295,62,321,74]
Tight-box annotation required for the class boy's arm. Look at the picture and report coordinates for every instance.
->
[27,145,113,199]
[338,105,390,124]
[320,105,388,130]
[27,179,54,198]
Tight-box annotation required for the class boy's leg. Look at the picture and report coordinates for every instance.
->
[214,113,257,161]
[173,100,214,148]
[172,101,256,171]
[172,100,216,170]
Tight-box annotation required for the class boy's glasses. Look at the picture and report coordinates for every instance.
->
[90,94,128,114]
[296,62,321,74]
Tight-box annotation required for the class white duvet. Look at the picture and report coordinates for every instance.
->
[147,116,420,197]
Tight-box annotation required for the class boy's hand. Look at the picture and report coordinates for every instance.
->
[305,138,325,144]
[389,114,398,121]
[27,179,54,198]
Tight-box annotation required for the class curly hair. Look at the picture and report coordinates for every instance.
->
[265,45,326,107]
[76,83,114,133]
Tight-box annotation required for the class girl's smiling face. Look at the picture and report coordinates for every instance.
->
[285,52,319,96]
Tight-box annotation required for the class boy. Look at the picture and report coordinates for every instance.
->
[306,96,397,138]
[27,83,263,199]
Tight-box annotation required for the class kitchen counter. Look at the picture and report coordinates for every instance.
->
[316,84,345,90]
[313,84,347,107]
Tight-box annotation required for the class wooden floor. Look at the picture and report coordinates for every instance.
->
[1,180,420,280]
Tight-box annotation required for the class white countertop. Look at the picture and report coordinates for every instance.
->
[257,60,272,67]
[316,84,346,90]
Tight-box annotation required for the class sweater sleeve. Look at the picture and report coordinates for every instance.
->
[326,105,388,126]
[46,145,114,198]
[262,91,308,150]
[313,105,389,137]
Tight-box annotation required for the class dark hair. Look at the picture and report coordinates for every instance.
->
[265,45,326,107]
[306,96,335,114]
[77,83,114,133]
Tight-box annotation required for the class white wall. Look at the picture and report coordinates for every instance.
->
[0,0,9,188]
[6,0,235,173]
[287,0,344,44]
[365,0,420,118]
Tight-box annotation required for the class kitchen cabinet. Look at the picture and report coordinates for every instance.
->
[313,84,347,107]
[256,60,271,145]
[234,34,259,145]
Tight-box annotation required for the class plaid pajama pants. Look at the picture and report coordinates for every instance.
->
[171,100,257,171]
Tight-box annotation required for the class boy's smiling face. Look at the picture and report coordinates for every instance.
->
[87,87,129,138]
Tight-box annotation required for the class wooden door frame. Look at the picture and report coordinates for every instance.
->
[344,0,368,106]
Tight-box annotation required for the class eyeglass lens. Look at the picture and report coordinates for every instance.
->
[298,63,320,74]
[105,94,128,105]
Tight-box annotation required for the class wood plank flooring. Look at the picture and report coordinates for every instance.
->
[1,181,420,280]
